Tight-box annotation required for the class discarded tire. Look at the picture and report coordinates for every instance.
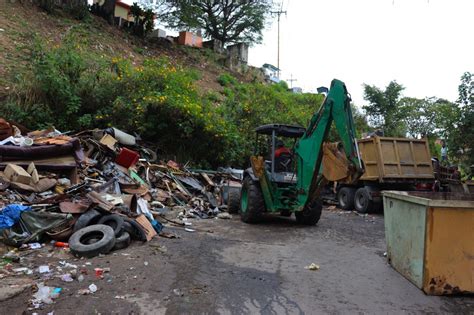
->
[97,214,124,236]
[123,218,147,242]
[73,209,103,232]
[122,221,135,235]
[227,187,240,214]
[113,231,131,250]
[69,224,116,258]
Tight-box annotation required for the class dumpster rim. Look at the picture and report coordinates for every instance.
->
[382,191,474,209]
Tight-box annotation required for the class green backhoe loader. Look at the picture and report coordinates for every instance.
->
[239,79,365,225]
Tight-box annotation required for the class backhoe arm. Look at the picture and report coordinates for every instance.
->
[294,79,364,208]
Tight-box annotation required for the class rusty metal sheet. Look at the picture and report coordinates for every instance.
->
[59,199,92,214]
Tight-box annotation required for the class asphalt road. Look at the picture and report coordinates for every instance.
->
[1,208,472,314]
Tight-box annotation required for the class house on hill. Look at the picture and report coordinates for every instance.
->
[261,63,280,84]
[92,0,134,27]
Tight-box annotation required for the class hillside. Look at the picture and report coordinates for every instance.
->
[0,2,323,167]
[0,1,260,99]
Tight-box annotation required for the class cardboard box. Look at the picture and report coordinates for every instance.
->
[135,214,157,241]
[27,162,39,184]
[4,164,32,184]
[100,134,118,151]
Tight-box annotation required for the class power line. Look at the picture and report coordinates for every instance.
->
[287,74,297,88]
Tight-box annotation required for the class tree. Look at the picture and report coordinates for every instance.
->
[399,97,461,157]
[90,0,116,24]
[129,3,154,37]
[362,81,406,137]
[352,105,371,138]
[162,0,272,45]
[456,72,474,166]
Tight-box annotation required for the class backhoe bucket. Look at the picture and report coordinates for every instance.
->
[322,142,352,182]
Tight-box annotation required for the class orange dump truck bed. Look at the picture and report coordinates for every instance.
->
[358,136,434,182]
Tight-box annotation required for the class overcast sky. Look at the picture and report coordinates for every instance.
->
[248,0,474,106]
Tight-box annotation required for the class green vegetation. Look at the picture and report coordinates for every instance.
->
[160,0,272,45]
[0,36,323,168]
[363,76,473,173]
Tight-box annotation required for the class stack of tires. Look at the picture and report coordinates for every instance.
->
[68,210,147,258]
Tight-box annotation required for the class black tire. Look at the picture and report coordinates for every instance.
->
[354,187,374,213]
[227,188,241,214]
[113,231,131,250]
[122,221,135,235]
[73,209,103,233]
[124,218,147,242]
[239,177,265,223]
[69,224,116,258]
[98,214,124,236]
[295,199,322,225]
[337,187,356,210]
[280,210,292,217]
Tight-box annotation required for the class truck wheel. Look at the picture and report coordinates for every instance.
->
[227,188,240,214]
[239,177,264,223]
[295,199,322,225]
[337,187,356,210]
[354,187,373,213]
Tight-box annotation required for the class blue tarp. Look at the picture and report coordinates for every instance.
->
[0,204,32,229]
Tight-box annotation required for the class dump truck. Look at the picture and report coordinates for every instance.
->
[336,136,435,213]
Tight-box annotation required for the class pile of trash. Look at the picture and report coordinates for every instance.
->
[0,119,242,258]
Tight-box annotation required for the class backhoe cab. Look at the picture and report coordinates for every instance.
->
[240,79,364,225]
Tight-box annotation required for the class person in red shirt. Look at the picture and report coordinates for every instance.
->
[274,139,292,172]
[275,139,290,158]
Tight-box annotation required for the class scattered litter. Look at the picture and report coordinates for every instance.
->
[185,228,195,232]
[144,261,149,266]
[173,288,184,296]
[59,261,77,269]
[13,267,33,275]
[38,265,50,274]
[32,283,61,305]
[304,263,320,271]
[217,212,232,219]
[28,243,42,249]
[78,288,90,295]
[61,274,74,282]
[89,283,98,293]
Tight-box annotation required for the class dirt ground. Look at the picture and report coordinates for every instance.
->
[0,207,472,314]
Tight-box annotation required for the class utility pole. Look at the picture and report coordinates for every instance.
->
[287,74,297,88]
[271,4,286,78]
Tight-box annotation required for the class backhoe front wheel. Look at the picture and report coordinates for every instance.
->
[240,177,265,223]
[295,199,322,225]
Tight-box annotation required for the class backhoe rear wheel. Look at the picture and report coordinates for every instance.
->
[295,199,322,225]
[240,177,264,223]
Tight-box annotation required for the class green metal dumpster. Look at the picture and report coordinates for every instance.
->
[383,191,474,295]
